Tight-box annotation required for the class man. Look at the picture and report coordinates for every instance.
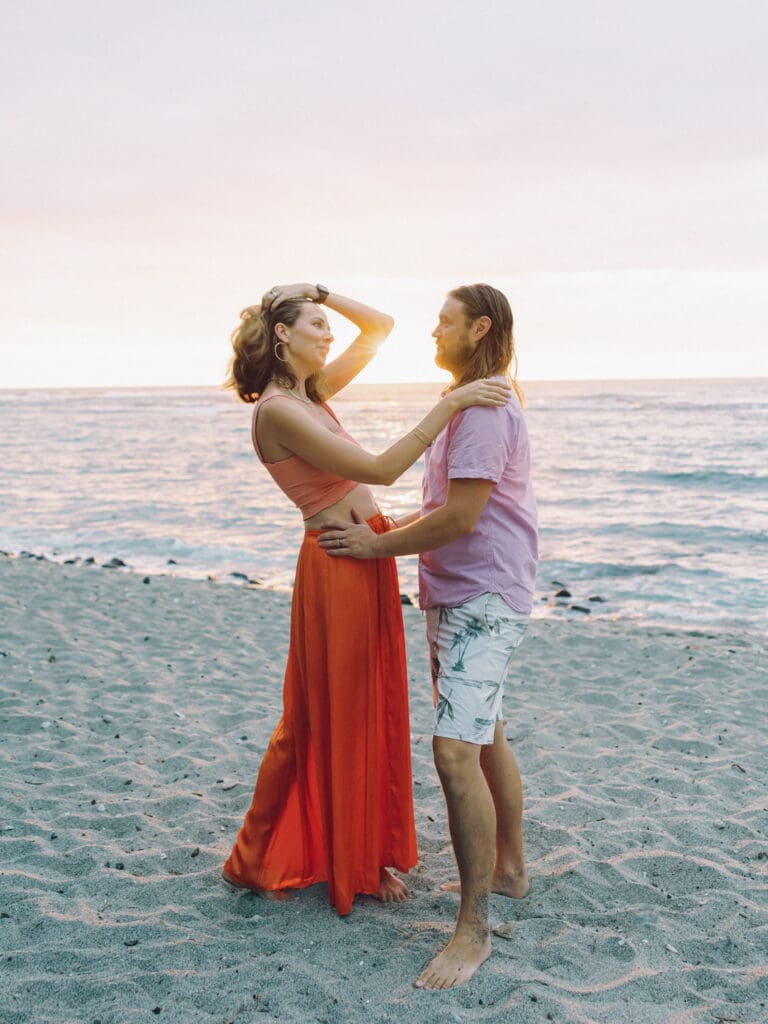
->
[318,283,538,989]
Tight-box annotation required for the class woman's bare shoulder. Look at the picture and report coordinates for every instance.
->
[258,393,329,435]
[258,392,306,418]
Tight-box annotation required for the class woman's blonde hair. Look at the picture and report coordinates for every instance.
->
[224,298,328,404]
[448,283,524,406]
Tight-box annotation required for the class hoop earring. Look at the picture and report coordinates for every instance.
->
[273,342,288,362]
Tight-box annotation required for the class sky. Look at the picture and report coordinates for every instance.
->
[2,0,767,387]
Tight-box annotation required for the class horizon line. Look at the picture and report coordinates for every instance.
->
[2,374,767,395]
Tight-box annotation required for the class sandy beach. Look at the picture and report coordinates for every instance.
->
[1,552,766,1024]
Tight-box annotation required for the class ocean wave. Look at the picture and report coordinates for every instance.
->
[580,521,768,545]
[541,559,721,580]
[619,469,768,491]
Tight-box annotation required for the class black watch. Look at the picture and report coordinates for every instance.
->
[315,283,329,304]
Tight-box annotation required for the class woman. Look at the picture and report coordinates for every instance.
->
[222,282,510,916]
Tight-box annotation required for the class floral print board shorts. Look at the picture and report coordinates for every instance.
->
[426,593,529,746]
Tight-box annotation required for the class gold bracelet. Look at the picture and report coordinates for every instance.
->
[411,426,432,446]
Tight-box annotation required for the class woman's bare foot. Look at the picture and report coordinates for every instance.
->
[438,866,529,900]
[221,869,292,901]
[414,931,492,989]
[375,867,410,903]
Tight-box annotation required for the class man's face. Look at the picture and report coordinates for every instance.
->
[431,297,476,376]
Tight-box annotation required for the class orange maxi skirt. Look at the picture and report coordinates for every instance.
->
[223,513,418,916]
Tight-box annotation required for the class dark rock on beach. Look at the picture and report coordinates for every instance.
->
[553,587,571,598]
[101,558,127,569]
[588,595,605,603]
[229,571,263,586]
[19,551,48,562]
[567,604,591,614]
[400,594,414,606]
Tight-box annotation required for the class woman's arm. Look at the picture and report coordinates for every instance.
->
[320,291,394,396]
[259,380,511,486]
[261,283,393,396]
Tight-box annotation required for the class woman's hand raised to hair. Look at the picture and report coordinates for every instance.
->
[261,283,319,311]
[447,378,512,412]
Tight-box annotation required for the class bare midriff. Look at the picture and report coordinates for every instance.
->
[303,482,379,530]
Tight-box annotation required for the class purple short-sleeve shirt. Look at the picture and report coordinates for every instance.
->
[418,395,538,613]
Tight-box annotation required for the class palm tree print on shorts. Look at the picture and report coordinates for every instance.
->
[483,679,503,706]
[449,617,485,673]
[436,690,455,726]
[429,642,441,684]
[473,717,495,739]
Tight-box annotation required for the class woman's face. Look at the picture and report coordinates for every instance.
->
[277,303,334,375]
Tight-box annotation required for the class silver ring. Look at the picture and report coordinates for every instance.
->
[337,538,343,548]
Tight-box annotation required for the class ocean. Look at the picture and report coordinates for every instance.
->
[1,379,765,632]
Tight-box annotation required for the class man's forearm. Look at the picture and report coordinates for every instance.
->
[319,480,491,561]
[393,510,421,529]
[375,506,469,557]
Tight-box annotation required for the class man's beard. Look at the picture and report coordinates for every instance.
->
[435,332,475,375]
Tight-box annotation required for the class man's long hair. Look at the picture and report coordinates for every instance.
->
[449,283,524,406]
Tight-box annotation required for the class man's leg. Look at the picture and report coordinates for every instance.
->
[480,721,529,896]
[440,722,528,895]
[415,736,495,990]
[438,722,528,899]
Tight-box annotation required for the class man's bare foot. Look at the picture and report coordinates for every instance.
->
[375,867,410,903]
[414,932,492,989]
[221,869,292,901]
[439,866,529,900]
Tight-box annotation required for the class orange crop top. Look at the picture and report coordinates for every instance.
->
[252,394,360,520]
